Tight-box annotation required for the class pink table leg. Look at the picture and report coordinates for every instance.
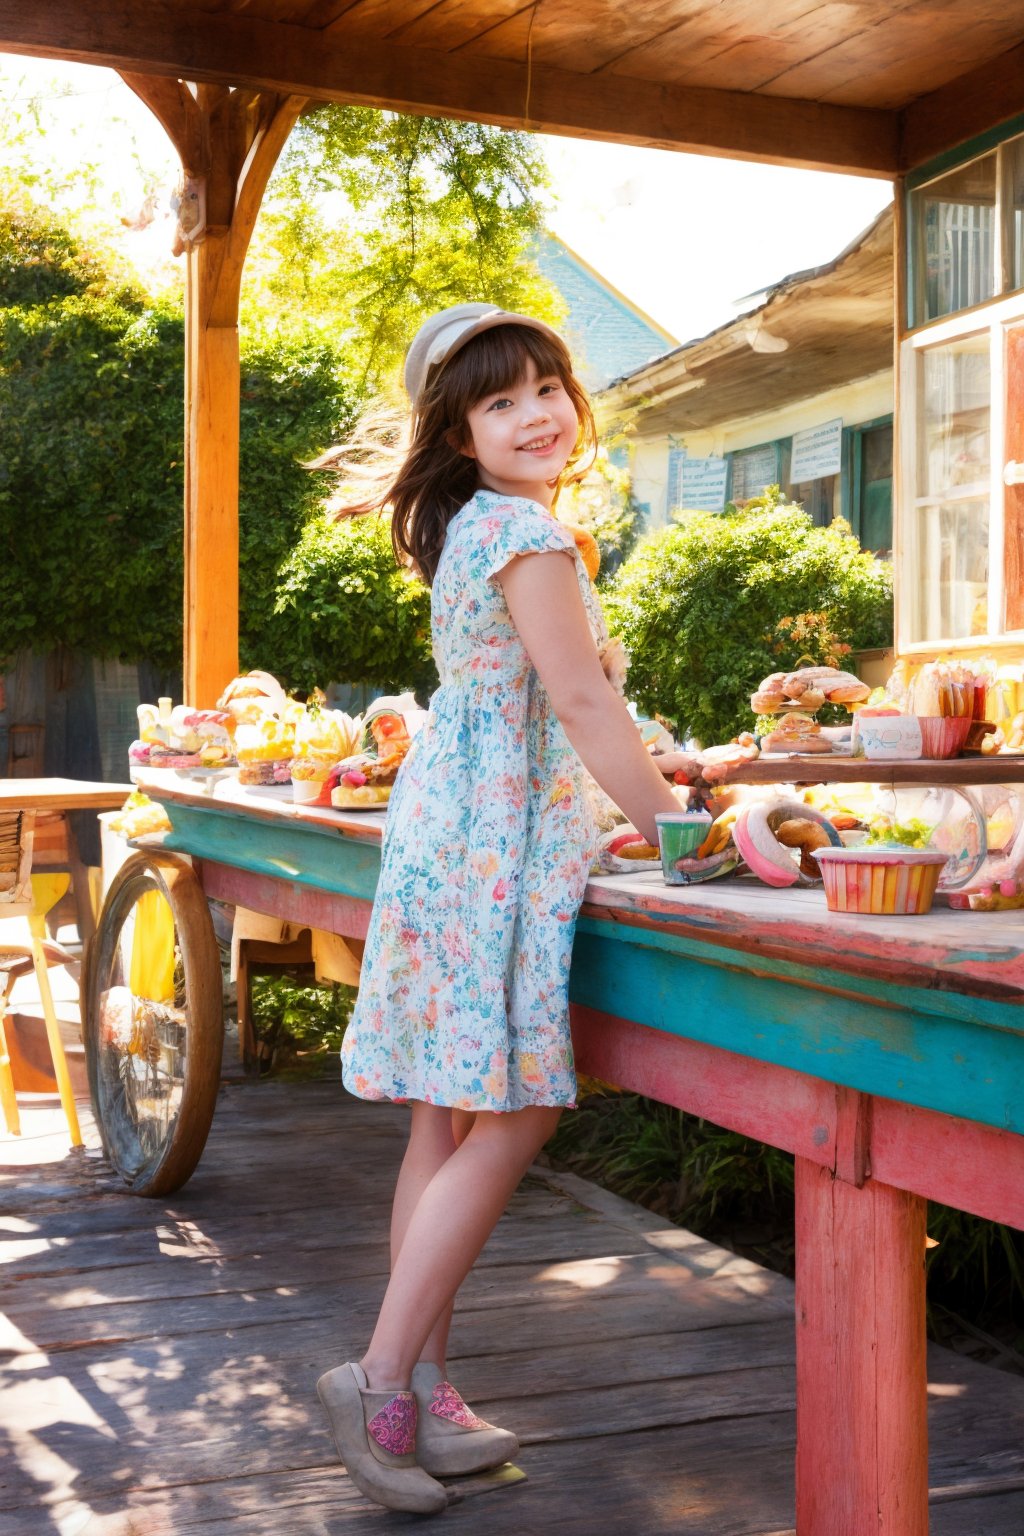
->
[795,1157,929,1534]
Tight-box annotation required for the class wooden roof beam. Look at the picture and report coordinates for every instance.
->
[900,40,1024,172]
[0,0,898,176]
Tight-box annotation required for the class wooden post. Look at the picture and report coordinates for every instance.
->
[794,1156,929,1535]
[120,77,306,704]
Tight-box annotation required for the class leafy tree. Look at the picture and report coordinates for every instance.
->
[606,488,893,745]
[243,107,563,388]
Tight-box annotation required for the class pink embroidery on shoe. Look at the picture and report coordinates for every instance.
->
[429,1380,488,1430]
[367,1392,417,1455]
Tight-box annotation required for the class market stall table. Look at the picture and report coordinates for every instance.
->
[91,768,1024,1536]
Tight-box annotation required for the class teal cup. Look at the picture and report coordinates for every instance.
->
[655,810,713,884]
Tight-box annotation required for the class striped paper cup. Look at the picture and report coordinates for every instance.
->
[810,847,948,915]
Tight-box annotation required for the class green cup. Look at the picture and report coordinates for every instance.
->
[655,810,713,885]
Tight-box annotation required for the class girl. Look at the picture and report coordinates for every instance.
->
[318,303,682,1515]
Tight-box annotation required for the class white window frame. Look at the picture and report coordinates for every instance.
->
[897,290,1024,654]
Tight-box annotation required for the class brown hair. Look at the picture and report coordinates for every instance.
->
[334,323,596,586]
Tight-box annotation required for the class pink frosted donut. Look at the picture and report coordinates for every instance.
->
[733,801,842,887]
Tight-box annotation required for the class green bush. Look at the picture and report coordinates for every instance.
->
[605,488,893,746]
[262,511,437,697]
[0,202,361,675]
[0,293,185,666]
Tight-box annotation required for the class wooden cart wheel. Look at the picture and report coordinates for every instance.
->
[83,850,223,1197]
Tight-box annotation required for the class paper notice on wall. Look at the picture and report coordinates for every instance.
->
[680,456,728,511]
[790,417,843,482]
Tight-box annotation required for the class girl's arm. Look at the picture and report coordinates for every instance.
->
[498,551,681,847]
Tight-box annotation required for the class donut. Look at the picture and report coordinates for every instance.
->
[751,690,786,713]
[797,687,826,711]
[733,801,842,887]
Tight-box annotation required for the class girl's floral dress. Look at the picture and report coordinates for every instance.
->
[341,489,606,1112]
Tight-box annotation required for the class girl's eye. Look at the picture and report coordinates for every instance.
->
[539,383,560,396]
[487,397,513,411]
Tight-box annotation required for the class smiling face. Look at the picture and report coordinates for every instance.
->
[460,362,581,508]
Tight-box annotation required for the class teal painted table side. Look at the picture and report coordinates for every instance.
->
[159,800,382,902]
[571,922,1024,1135]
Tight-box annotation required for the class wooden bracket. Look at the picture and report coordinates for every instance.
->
[834,1085,872,1187]
[116,75,307,704]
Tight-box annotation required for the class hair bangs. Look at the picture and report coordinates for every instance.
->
[454,324,574,404]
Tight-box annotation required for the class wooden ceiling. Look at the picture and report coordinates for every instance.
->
[599,209,893,434]
[3,2,1024,176]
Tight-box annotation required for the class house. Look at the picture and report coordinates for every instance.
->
[597,207,894,555]
[533,232,677,390]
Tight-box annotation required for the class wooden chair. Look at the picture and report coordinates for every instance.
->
[0,811,83,1145]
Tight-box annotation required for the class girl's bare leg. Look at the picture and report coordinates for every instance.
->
[389,1103,458,1370]
[362,1104,561,1390]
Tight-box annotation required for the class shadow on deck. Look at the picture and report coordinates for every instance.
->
[3,1079,1024,1535]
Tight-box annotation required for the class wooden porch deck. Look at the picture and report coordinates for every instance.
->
[4,1079,1024,1535]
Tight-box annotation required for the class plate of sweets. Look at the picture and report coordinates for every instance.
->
[329,695,428,810]
[751,666,870,756]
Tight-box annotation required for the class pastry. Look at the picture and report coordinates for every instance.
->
[217,669,288,725]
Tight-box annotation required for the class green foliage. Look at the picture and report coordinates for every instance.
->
[250,975,355,1065]
[549,1091,794,1232]
[245,106,563,388]
[0,290,184,666]
[926,1203,1024,1338]
[262,512,437,697]
[0,193,112,306]
[605,487,893,745]
[0,201,360,673]
[238,335,359,662]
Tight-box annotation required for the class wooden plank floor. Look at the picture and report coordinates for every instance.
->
[4,1079,1024,1535]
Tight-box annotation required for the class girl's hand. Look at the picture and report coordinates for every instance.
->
[650,750,700,779]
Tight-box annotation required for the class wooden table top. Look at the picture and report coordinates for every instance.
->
[0,777,133,811]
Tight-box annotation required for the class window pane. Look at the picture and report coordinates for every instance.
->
[914,153,997,322]
[905,500,990,642]
[729,443,778,501]
[918,335,990,499]
[790,477,836,527]
[859,424,893,556]
[1008,135,1024,292]
[862,423,892,484]
[908,335,991,643]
